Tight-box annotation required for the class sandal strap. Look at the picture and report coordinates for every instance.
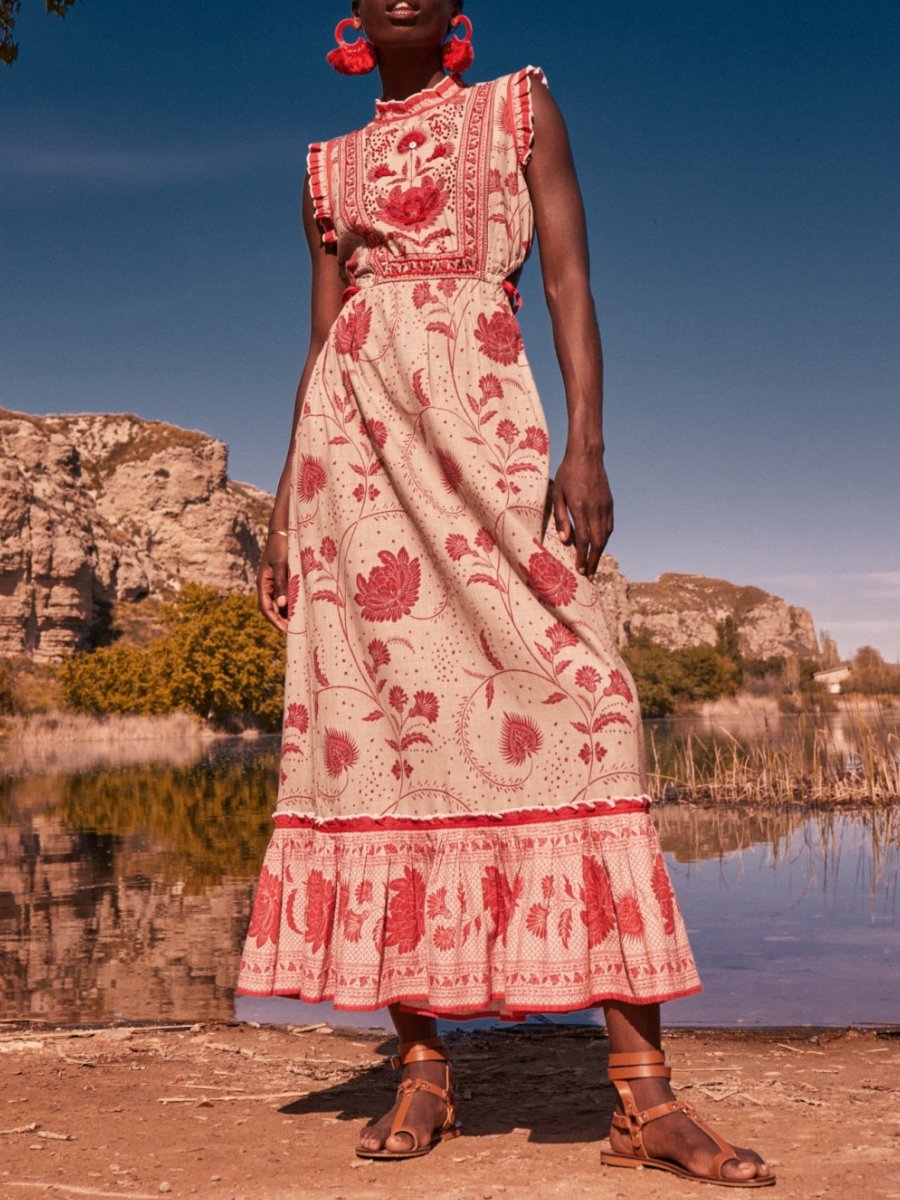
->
[606,1050,670,1158]
[611,1093,743,1178]
[390,1036,450,1069]
[678,1103,743,1179]
[607,1050,670,1087]
[396,1077,450,1103]
[388,1068,456,1150]
[608,1062,671,1080]
[608,1051,666,1067]
[607,1050,670,1081]
[389,1085,423,1152]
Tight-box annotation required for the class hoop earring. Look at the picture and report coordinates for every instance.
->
[326,18,378,75]
[441,14,474,74]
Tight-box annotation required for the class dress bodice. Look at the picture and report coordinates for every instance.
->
[307,67,545,292]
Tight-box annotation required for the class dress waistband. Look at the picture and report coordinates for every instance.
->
[341,275,522,313]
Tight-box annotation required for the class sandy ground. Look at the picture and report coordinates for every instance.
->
[0,1021,898,1200]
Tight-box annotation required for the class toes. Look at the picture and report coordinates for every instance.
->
[384,1129,418,1154]
[719,1153,766,1181]
[733,1145,771,1177]
[357,1121,387,1152]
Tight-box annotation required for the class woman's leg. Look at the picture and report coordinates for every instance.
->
[603,1001,772,1183]
[357,1005,454,1154]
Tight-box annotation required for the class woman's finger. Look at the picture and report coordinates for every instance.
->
[572,503,590,574]
[586,518,605,577]
[257,563,288,633]
[272,559,289,610]
[552,483,572,544]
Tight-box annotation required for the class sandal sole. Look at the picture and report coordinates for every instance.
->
[601,1150,776,1188]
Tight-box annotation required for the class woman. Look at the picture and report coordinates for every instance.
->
[237,0,773,1186]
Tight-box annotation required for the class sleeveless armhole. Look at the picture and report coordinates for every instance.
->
[507,65,548,168]
[306,140,337,245]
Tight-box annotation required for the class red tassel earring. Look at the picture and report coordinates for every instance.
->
[326,18,378,75]
[441,14,474,74]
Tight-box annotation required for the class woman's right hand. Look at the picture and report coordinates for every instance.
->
[257,533,290,632]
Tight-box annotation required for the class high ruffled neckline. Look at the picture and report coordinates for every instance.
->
[374,72,466,121]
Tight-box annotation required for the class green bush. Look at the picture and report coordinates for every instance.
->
[744,655,787,680]
[622,633,743,717]
[57,585,285,729]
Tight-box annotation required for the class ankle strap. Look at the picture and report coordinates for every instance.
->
[607,1049,670,1081]
[608,1051,666,1066]
[390,1036,450,1069]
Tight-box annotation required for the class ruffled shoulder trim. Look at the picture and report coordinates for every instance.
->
[506,65,547,168]
[306,140,337,245]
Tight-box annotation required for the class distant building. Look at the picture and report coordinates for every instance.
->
[814,665,852,694]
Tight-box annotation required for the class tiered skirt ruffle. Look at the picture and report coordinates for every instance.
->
[236,799,701,1017]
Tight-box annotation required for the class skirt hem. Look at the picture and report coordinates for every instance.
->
[234,982,704,1018]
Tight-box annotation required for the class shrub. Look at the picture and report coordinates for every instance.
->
[622,634,744,717]
[847,646,900,696]
[57,585,285,729]
[0,656,63,715]
[0,660,14,716]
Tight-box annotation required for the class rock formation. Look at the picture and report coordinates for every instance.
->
[624,572,818,658]
[589,559,817,660]
[0,408,819,664]
[0,409,270,661]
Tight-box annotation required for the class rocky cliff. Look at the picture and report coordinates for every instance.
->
[0,409,819,664]
[0,409,271,661]
[595,562,819,659]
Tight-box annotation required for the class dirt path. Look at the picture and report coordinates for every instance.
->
[1,1022,898,1200]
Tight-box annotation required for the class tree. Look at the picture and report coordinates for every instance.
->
[1,0,77,67]
[714,615,742,662]
[678,643,742,701]
[847,645,900,695]
[622,633,744,717]
[57,584,286,729]
[621,634,684,717]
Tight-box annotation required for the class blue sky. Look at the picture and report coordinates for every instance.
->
[3,1,898,660]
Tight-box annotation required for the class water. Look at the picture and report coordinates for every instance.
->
[1,721,897,1029]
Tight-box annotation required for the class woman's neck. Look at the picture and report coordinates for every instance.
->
[375,53,446,102]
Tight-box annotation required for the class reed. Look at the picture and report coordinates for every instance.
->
[0,710,213,744]
[646,704,900,806]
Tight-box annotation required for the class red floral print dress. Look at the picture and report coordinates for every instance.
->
[236,68,700,1017]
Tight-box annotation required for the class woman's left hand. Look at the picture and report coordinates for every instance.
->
[551,446,614,578]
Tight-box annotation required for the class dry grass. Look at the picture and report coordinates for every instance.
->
[0,710,212,744]
[647,704,900,806]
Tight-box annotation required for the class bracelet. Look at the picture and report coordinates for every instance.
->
[267,528,290,538]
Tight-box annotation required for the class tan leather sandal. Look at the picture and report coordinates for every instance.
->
[600,1050,775,1188]
[355,1035,461,1160]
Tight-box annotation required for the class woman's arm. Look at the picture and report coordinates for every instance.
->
[258,173,345,631]
[525,81,613,579]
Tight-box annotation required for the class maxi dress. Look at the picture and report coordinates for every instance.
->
[236,68,701,1018]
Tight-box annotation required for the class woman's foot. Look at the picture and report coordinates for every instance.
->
[357,1054,454,1156]
[607,1074,772,1184]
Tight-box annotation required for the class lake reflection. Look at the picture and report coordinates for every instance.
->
[0,731,897,1028]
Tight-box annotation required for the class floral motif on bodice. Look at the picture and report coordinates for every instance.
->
[308,68,544,288]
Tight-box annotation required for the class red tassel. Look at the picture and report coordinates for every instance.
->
[441,14,474,74]
[326,18,378,76]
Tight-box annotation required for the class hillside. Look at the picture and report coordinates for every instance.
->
[0,409,819,663]
[627,572,818,658]
[0,409,269,660]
